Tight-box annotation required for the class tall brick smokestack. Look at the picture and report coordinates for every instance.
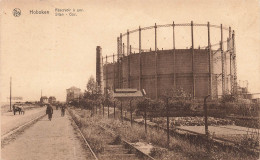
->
[96,46,104,94]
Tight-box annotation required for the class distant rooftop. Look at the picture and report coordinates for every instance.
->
[49,96,56,99]
[67,86,81,90]
[41,96,48,99]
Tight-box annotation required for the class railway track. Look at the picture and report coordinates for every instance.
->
[69,110,99,160]
[98,124,155,160]
[68,108,155,160]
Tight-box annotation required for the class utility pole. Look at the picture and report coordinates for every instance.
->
[10,77,12,111]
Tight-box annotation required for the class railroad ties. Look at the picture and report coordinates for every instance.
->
[68,109,153,160]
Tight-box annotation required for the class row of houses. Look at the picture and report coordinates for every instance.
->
[40,96,56,104]
[66,86,144,104]
[40,86,84,105]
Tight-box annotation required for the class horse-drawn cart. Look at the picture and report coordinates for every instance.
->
[12,104,25,115]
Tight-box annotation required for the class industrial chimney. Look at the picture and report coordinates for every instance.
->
[96,46,104,94]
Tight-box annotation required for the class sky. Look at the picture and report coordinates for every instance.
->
[0,0,259,101]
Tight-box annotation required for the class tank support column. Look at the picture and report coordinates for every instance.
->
[173,21,176,88]
[139,26,142,91]
[208,22,212,99]
[191,21,195,99]
[155,23,158,99]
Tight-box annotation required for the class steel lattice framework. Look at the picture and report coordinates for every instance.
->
[100,21,237,99]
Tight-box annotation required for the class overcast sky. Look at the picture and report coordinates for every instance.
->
[0,0,259,101]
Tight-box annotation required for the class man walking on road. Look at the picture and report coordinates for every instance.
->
[46,104,53,121]
[61,105,65,117]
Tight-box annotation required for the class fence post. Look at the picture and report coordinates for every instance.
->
[91,105,93,117]
[121,100,123,122]
[100,102,102,114]
[145,99,147,134]
[166,97,170,148]
[130,99,133,127]
[108,103,110,118]
[103,102,104,117]
[204,95,210,137]
[96,104,97,115]
[114,101,116,119]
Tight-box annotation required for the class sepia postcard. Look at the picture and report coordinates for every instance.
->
[0,0,259,159]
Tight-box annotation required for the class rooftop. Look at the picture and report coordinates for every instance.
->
[67,86,81,91]
[113,88,144,98]
[41,96,48,99]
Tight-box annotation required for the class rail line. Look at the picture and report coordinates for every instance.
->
[67,109,99,160]
[98,123,155,160]
[68,108,155,160]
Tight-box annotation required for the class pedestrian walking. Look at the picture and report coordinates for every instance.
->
[61,105,65,117]
[20,105,25,115]
[46,104,53,121]
[12,104,16,115]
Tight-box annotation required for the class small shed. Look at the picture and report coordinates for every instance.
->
[112,89,144,100]
[112,89,144,122]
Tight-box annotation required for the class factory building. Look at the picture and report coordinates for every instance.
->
[66,86,81,103]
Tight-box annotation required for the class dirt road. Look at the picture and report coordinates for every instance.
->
[1,110,94,160]
[1,107,45,136]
